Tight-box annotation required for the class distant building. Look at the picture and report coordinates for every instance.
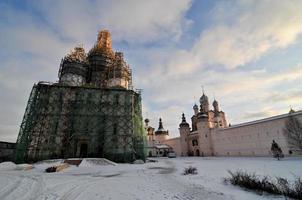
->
[145,118,171,157]
[0,141,16,162]
[15,30,145,163]
[163,92,302,157]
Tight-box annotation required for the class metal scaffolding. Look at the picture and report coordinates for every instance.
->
[15,83,146,163]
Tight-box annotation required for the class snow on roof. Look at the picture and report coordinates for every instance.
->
[155,144,171,149]
[222,110,302,130]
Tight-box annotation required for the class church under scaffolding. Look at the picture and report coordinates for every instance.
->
[15,30,145,163]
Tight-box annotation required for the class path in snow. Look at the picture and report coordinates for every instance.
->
[0,159,227,200]
[142,159,227,200]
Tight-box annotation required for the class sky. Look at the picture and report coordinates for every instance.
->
[0,0,302,142]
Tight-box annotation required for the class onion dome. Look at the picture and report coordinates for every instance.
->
[199,92,209,113]
[58,46,88,86]
[88,30,115,58]
[155,118,168,135]
[199,93,209,105]
[193,103,198,110]
[65,46,87,63]
[213,99,219,112]
[193,103,199,115]
[213,99,218,107]
[179,113,190,128]
[144,118,150,127]
[107,52,131,89]
[88,30,115,87]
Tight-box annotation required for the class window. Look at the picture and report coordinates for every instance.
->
[192,139,198,146]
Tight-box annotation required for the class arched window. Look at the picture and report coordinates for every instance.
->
[192,139,198,146]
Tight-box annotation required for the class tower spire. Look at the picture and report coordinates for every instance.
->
[179,113,189,127]
[181,113,186,123]
[158,118,164,130]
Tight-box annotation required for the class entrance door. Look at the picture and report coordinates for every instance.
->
[80,143,88,158]
[195,149,200,156]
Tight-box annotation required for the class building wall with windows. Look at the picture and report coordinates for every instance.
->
[211,111,302,156]
[167,91,302,157]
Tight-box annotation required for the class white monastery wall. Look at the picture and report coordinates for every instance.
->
[164,137,182,156]
[211,111,302,156]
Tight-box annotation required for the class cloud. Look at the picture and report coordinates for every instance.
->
[158,0,302,77]
[267,89,302,104]
[32,0,192,44]
[242,109,279,120]
[193,0,302,69]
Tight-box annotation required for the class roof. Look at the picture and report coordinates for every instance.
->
[221,110,302,130]
[155,144,171,149]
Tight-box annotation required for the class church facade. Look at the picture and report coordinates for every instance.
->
[15,30,145,163]
[160,92,302,157]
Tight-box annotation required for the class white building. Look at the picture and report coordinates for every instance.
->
[145,118,171,157]
[162,92,302,157]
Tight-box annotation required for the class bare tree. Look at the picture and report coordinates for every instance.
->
[271,140,283,160]
[283,113,302,153]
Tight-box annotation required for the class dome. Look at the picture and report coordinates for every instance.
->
[64,46,87,63]
[144,118,150,123]
[193,103,198,109]
[199,93,209,104]
[213,99,218,106]
[58,46,88,86]
[88,30,115,58]
[179,113,189,127]
[155,118,168,135]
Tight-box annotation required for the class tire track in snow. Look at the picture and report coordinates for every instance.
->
[145,159,226,200]
[60,179,101,200]
[0,175,23,199]
[0,173,45,200]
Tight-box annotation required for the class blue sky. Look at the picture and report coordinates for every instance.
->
[1,0,302,142]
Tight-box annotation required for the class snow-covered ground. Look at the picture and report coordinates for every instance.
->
[0,157,301,200]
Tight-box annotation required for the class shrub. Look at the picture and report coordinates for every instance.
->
[45,166,57,173]
[224,170,302,199]
[183,166,197,175]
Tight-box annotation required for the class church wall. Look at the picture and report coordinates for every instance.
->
[164,137,182,156]
[211,111,302,156]
[155,134,169,144]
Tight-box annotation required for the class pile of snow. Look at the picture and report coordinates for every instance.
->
[133,159,144,164]
[79,158,117,167]
[0,162,17,170]
[16,164,33,170]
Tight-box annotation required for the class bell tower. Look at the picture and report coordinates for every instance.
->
[179,113,190,156]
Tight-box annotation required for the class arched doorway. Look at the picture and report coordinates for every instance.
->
[195,149,200,156]
[80,143,88,158]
